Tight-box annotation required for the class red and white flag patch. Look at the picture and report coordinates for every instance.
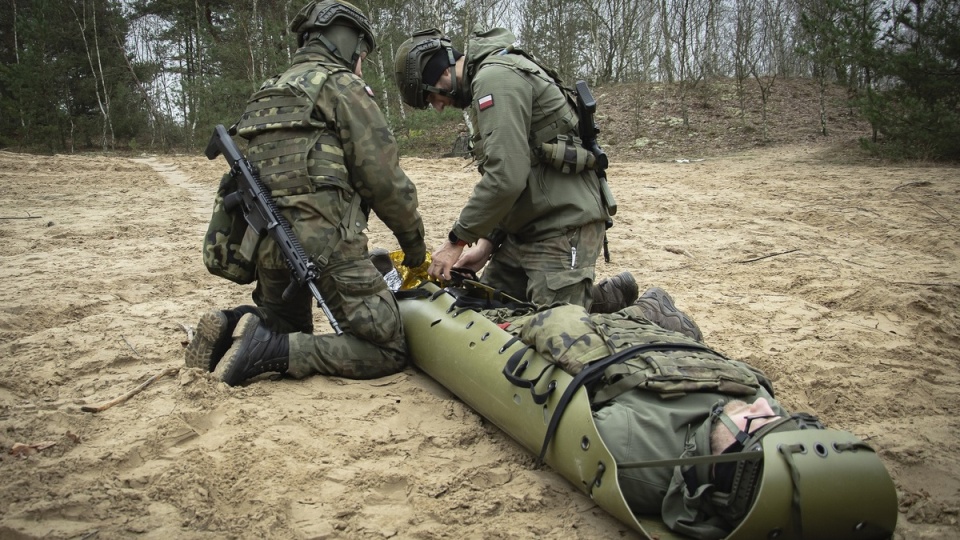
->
[478,94,494,111]
[364,85,375,97]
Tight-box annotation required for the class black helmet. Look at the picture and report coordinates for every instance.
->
[289,0,376,68]
[393,28,463,109]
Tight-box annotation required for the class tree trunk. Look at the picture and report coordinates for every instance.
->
[71,0,114,151]
[659,0,674,83]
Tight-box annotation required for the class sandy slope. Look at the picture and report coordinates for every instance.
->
[0,146,958,539]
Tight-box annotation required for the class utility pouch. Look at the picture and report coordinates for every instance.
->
[592,351,761,405]
[539,135,596,174]
[202,172,258,284]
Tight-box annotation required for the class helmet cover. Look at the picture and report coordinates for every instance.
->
[289,0,376,66]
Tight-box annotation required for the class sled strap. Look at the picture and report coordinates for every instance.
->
[502,347,557,405]
[537,342,721,465]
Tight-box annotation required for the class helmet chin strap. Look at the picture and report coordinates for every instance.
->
[443,48,463,105]
[717,412,751,447]
[350,32,368,70]
[313,26,368,70]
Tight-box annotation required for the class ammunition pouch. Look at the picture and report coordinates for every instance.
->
[538,134,596,174]
[510,304,764,404]
[202,172,258,284]
[590,349,762,405]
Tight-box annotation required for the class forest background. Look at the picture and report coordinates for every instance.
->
[0,0,958,162]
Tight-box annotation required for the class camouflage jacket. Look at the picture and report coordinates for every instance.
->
[236,45,424,265]
[451,29,607,244]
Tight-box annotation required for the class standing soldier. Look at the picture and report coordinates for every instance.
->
[187,0,427,386]
[393,28,639,313]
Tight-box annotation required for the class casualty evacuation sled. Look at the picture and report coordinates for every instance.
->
[393,274,898,540]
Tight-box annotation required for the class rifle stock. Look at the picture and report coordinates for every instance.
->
[206,124,343,335]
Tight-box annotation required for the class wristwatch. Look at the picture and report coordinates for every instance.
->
[448,230,468,247]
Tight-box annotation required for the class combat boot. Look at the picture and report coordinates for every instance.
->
[214,313,289,386]
[369,247,395,277]
[635,287,704,342]
[590,271,640,314]
[185,305,259,371]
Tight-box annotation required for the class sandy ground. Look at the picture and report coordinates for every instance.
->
[0,145,958,539]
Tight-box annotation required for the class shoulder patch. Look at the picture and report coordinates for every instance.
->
[364,85,375,98]
[478,94,494,111]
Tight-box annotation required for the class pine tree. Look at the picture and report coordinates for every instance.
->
[861,0,960,160]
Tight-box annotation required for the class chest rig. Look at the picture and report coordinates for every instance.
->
[234,61,353,198]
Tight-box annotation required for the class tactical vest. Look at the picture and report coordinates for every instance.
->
[235,61,353,198]
[510,304,769,403]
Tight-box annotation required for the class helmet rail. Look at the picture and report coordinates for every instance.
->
[394,28,461,109]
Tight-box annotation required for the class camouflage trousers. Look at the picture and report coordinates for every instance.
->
[252,189,407,380]
[481,220,605,310]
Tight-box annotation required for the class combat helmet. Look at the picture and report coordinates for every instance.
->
[289,0,376,69]
[393,28,465,109]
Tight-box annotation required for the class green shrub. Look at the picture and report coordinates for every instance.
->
[393,107,464,157]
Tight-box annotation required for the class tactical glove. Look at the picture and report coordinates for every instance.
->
[400,240,427,268]
[394,227,427,268]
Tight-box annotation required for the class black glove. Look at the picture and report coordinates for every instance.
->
[400,240,427,268]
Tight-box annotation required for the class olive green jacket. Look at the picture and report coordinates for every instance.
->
[452,28,607,244]
[503,303,787,539]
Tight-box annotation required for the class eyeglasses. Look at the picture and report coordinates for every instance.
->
[744,413,779,437]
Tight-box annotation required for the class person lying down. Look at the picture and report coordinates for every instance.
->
[384,250,899,539]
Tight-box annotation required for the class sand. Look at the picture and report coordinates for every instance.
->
[0,146,957,539]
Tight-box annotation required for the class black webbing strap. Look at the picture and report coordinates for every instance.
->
[393,287,434,301]
[778,443,806,538]
[618,450,764,470]
[536,341,721,465]
[502,347,558,405]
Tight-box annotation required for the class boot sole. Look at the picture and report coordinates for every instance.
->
[213,313,258,386]
[185,310,231,371]
[590,271,639,313]
[637,288,704,342]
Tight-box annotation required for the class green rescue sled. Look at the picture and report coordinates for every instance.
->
[397,282,898,539]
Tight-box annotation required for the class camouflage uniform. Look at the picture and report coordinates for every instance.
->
[236,43,425,379]
[452,29,609,308]
[499,303,786,538]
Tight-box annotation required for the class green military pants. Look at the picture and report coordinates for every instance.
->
[251,187,407,380]
[253,262,407,380]
[480,220,605,310]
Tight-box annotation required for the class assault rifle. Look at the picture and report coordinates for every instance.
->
[205,124,343,335]
[575,80,617,262]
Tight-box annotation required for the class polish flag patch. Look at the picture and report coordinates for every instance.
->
[364,85,375,97]
[478,94,494,111]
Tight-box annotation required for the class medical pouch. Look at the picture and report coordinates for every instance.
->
[202,172,257,284]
